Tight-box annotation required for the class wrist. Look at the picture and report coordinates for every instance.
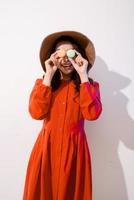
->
[42,72,53,86]
[79,73,89,83]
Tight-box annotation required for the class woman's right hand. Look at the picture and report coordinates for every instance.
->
[44,51,59,76]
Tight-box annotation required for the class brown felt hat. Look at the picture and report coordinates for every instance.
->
[39,30,96,72]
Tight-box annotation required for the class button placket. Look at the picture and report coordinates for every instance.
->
[56,82,70,200]
[59,99,66,129]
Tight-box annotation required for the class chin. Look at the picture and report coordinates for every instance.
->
[59,67,74,74]
[62,70,74,75]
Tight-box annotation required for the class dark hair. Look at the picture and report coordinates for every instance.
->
[43,35,94,93]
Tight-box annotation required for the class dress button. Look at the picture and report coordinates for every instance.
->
[62,102,65,104]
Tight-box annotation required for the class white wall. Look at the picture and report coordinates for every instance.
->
[0,0,134,199]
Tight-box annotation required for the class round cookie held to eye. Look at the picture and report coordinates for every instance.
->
[57,49,66,58]
[66,49,76,58]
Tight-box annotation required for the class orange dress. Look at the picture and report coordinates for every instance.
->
[22,78,102,200]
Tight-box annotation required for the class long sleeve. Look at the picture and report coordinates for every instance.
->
[79,81,102,121]
[28,78,52,120]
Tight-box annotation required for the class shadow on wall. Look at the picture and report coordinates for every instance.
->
[85,55,134,200]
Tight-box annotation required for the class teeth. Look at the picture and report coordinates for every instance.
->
[63,64,71,66]
[64,65,71,67]
[63,63,71,66]
[64,64,70,66]
[63,61,71,65]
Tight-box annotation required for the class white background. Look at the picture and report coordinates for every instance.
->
[0,0,134,199]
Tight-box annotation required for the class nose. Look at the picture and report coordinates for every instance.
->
[63,55,68,61]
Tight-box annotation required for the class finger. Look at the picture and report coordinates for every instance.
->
[75,55,83,64]
[47,59,54,67]
[78,60,83,66]
[54,54,60,59]
[51,55,61,67]
[48,55,57,66]
[51,57,57,66]
[51,51,58,56]
[50,53,57,60]
[51,53,57,59]
[51,52,60,62]
[75,55,82,61]
[68,57,76,66]
[50,52,58,61]
[74,49,81,56]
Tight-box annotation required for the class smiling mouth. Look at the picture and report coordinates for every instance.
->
[62,61,72,67]
[62,65,73,70]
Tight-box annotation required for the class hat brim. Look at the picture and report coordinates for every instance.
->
[39,30,96,71]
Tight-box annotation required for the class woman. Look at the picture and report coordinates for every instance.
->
[22,31,103,200]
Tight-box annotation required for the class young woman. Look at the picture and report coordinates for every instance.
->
[22,31,102,200]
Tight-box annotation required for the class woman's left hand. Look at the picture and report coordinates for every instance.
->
[68,50,88,75]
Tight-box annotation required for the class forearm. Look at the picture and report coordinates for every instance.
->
[42,72,53,86]
[29,78,52,120]
[79,74,103,120]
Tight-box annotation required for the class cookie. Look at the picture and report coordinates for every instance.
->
[66,49,76,58]
[57,49,66,57]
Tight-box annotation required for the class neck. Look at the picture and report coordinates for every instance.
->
[60,72,72,80]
